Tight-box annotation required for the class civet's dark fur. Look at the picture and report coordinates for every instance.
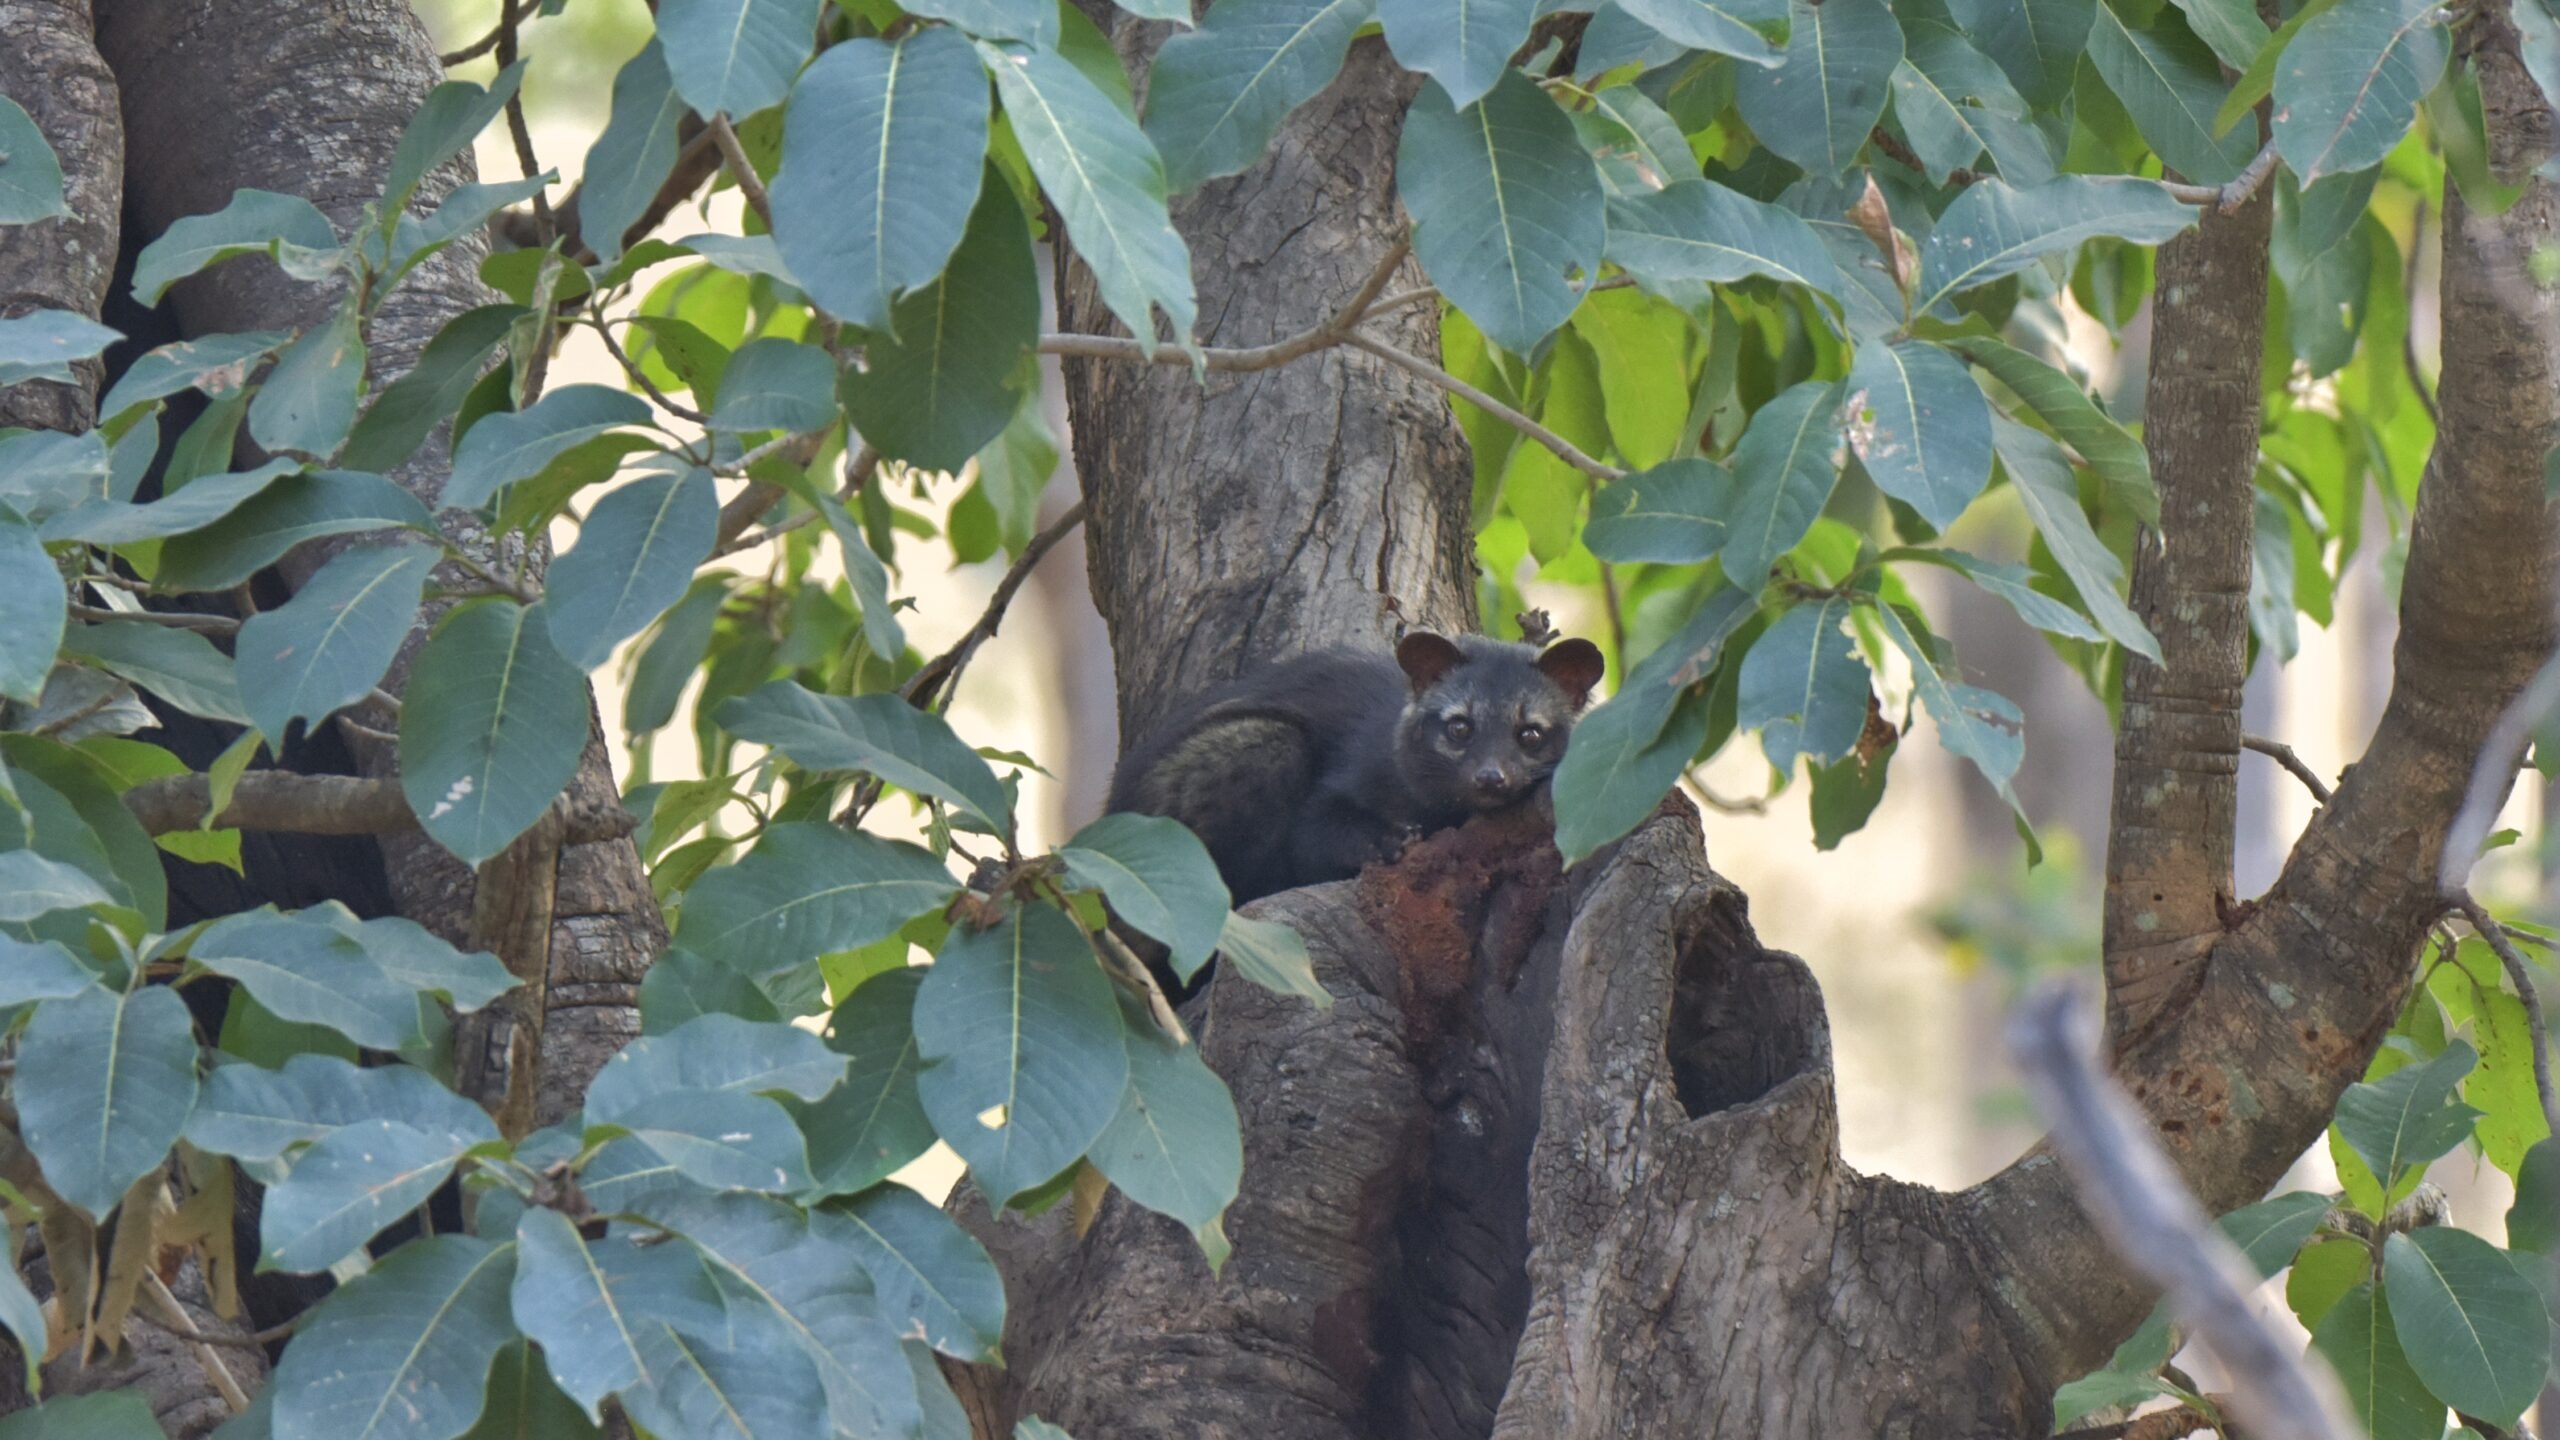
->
[1108,631,1605,905]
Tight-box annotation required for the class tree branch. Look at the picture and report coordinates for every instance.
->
[1345,332,1622,481]
[2242,733,2333,804]
[436,0,539,66]
[706,114,772,229]
[902,500,1088,710]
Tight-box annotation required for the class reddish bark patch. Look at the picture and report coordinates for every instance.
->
[1356,804,1562,1057]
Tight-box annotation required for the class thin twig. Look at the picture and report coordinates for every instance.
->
[2404,197,2440,425]
[587,314,708,423]
[2242,733,2333,804]
[494,9,554,247]
[70,603,235,634]
[138,1273,250,1415]
[437,0,539,65]
[712,507,821,559]
[1686,776,1771,816]
[2009,985,2360,1440]
[1324,236,1412,336]
[706,115,773,229]
[902,500,1089,710]
[2451,891,2560,1146]
[1346,332,1624,481]
[2216,141,2285,213]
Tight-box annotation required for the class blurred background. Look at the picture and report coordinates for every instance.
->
[420,0,2546,1240]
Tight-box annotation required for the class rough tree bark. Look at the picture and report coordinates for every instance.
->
[951,16,2560,1440]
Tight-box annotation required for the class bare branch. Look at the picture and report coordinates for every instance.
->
[2242,733,2334,805]
[1345,332,1624,481]
[706,114,773,229]
[70,603,236,634]
[901,500,1089,711]
[138,1272,252,1416]
[2008,985,2359,1440]
[586,312,707,423]
[125,772,416,837]
[437,0,539,65]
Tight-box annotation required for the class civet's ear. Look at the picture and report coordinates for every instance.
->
[1396,631,1465,697]
[1536,638,1606,708]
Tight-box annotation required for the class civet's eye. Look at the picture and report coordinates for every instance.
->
[1443,716,1473,743]
[1517,724,1547,749]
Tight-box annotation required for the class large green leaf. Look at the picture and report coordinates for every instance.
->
[1059,812,1231,982]
[1586,459,1735,565]
[260,1118,474,1272]
[130,189,338,305]
[1143,0,1376,192]
[1915,176,2200,313]
[341,306,527,473]
[1734,0,1902,179]
[542,465,718,670]
[0,1393,160,1440]
[771,28,989,333]
[604,1088,815,1193]
[1949,0,2093,106]
[0,96,69,223]
[270,1234,518,1440]
[16,984,196,1218]
[384,66,525,210]
[101,332,291,426]
[2312,1280,2445,1440]
[2272,0,2447,182]
[1903,548,2107,643]
[463,1341,603,1440]
[1092,1023,1243,1240]
[908,0,1057,43]
[2383,1228,2551,1426]
[839,170,1039,473]
[796,968,938,1196]
[833,1184,1007,1361]
[3,735,166,927]
[585,1013,845,1124]
[0,852,113,923]
[0,937,97,1006]
[1379,0,1536,107]
[186,1055,495,1164]
[0,309,124,390]
[236,540,433,742]
[1719,378,1843,588]
[1990,418,2161,662]
[399,600,590,866]
[445,385,655,512]
[657,0,824,118]
[914,903,1128,1205]
[1618,0,1785,63]
[624,577,728,738]
[0,429,107,526]
[1603,180,1842,299]
[1845,339,1993,529]
[2336,1040,2479,1185]
[706,338,838,434]
[1400,71,1606,358]
[40,458,299,546]
[1891,22,2031,185]
[1951,336,2154,521]
[187,908,425,1051]
[1554,682,1713,867]
[982,39,1197,354]
[672,822,957,993]
[717,680,1012,828]
[2514,1138,2560,1251]
[620,1307,835,1440]
[0,510,63,705]
[1877,604,2024,798]
[156,470,438,592]
[2087,5,2257,186]
[510,1208,730,1421]
[66,619,249,726]
[578,41,689,268]
[1737,594,1869,774]
[1214,912,1330,1004]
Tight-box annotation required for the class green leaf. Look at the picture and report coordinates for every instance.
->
[0,429,108,523]
[2312,1280,2445,1440]
[16,984,199,1218]
[2171,0,2272,69]
[673,822,957,994]
[620,1305,837,1440]
[1947,335,2155,522]
[771,28,990,334]
[463,1340,603,1440]
[41,457,299,546]
[2272,0,2447,183]
[1092,1023,1243,1237]
[1949,0,2093,106]
[0,509,64,705]
[510,1208,729,1420]
[98,330,291,424]
[2051,1368,2176,1429]
[1737,594,1869,774]
[579,41,689,268]
[400,600,590,866]
[187,1055,495,1164]
[2,735,166,927]
[1400,71,1606,357]
[839,169,1038,472]
[0,309,123,389]
[2383,1227,2552,1426]
[658,0,823,118]
[1916,176,2200,314]
[1379,0,1536,107]
[0,936,96,1005]
[1891,22,2030,186]
[130,189,339,306]
[1211,911,1329,1004]
[260,1118,473,1272]
[1587,460,1734,566]
[341,306,527,473]
[718,680,1012,828]
[0,96,69,223]
[156,469,438,592]
[982,38,1198,354]
[0,1262,49,1397]
[1617,0,1785,63]
[1876,603,2024,798]
[2218,0,2337,136]
[270,1234,518,1440]
[2220,1188,2335,1274]
[2288,1235,2370,1330]
[586,1013,845,1124]
[1844,339,1993,529]
[908,0,1057,43]
[2337,1039,2480,1185]
[1719,378,1843,588]
[805,488,907,661]
[796,968,937,1195]
[1553,677,1717,866]
[2087,5,2257,187]
[1991,417,2161,662]
[236,540,434,743]
[833,1183,1008,1360]
[542,465,718,671]
[914,902,1129,1205]
[2513,1137,2560,1252]
[1905,548,2107,643]
[385,65,526,209]
[445,384,655,512]
[1059,812,1231,981]
[603,1088,815,1193]
[0,1393,161,1440]
[624,577,728,738]
[1603,180,1843,300]
[1143,0,1375,192]
[707,338,838,434]
[1734,0,1902,179]
[188,908,426,1051]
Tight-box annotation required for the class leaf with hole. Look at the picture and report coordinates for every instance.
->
[1737,595,1869,774]
[1844,339,1993,529]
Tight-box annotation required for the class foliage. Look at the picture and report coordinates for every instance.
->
[0,0,2541,1432]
